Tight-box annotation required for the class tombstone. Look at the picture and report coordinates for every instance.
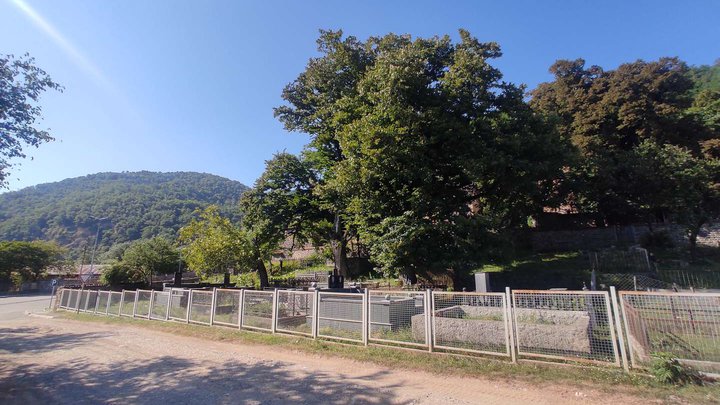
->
[474,272,491,292]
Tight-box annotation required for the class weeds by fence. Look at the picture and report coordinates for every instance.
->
[56,286,720,374]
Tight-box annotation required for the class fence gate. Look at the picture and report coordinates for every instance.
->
[431,291,511,357]
[511,290,620,366]
[619,291,720,374]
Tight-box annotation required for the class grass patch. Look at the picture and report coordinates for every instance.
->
[56,311,720,403]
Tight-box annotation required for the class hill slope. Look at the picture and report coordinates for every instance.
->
[0,171,248,255]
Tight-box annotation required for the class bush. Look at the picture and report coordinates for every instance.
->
[236,272,260,289]
[640,230,674,249]
[100,262,136,286]
[650,352,703,386]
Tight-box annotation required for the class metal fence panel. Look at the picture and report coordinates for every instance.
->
[86,290,99,313]
[512,290,619,366]
[59,289,70,308]
[189,290,213,325]
[276,290,314,336]
[241,290,274,331]
[620,291,720,374]
[120,291,136,317]
[107,292,122,316]
[168,289,190,322]
[68,289,79,310]
[317,292,364,343]
[135,290,152,318]
[369,291,427,348]
[150,291,170,320]
[431,292,510,356]
[213,289,241,327]
[96,291,110,315]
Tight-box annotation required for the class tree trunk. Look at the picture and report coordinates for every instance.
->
[689,228,699,263]
[330,212,350,277]
[403,268,417,286]
[256,260,269,289]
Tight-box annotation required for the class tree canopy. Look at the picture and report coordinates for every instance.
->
[0,53,63,188]
[0,240,67,287]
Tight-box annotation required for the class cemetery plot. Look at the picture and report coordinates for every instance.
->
[276,290,314,336]
[317,292,364,343]
[241,291,274,331]
[369,291,427,348]
[213,289,241,327]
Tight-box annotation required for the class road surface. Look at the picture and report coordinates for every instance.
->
[0,296,655,404]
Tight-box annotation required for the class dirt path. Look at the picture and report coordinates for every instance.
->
[0,316,654,404]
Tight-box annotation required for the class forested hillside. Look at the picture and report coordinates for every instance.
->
[0,172,247,256]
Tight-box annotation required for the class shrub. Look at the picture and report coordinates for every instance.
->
[640,230,674,249]
[650,352,703,386]
[100,262,136,286]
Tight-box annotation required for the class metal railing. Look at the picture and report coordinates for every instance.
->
[56,286,720,374]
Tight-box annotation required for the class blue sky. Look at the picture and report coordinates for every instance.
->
[1,0,718,191]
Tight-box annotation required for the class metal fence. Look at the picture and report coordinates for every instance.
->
[619,291,720,374]
[276,290,314,337]
[512,290,620,366]
[56,287,720,374]
[214,289,241,327]
[241,290,274,331]
[369,290,428,348]
[317,291,365,344]
[432,291,511,357]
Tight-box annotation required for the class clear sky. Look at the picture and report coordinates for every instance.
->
[1,0,718,191]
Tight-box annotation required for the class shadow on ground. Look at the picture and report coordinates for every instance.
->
[0,328,405,404]
[0,327,111,354]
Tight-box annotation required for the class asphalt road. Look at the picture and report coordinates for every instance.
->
[0,294,53,322]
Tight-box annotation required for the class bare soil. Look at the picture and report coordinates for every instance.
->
[0,316,659,404]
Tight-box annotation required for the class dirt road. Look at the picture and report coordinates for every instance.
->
[0,315,655,404]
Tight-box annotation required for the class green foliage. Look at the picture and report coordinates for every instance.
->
[99,261,135,285]
[0,53,63,188]
[650,352,703,386]
[0,240,67,286]
[179,206,246,278]
[235,272,260,288]
[121,237,179,284]
[0,171,247,257]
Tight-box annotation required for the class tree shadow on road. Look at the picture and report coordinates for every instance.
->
[0,338,407,404]
[0,327,111,354]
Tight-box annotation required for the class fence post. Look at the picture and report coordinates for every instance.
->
[186,289,193,324]
[210,288,218,326]
[164,290,171,321]
[105,292,112,315]
[505,287,517,363]
[362,288,369,346]
[430,289,437,352]
[75,286,83,314]
[312,289,319,339]
[271,288,278,334]
[132,290,139,318]
[148,290,155,320]
[93,291,100,314]
[238,289,245,329]
[425,289,434,352]
[610,286,630,372]
[119,290,126,315]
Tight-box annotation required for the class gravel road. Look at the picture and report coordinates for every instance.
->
[0,312,653,404]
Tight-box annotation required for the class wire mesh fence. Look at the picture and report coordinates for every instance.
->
[108,291,122,316]
[96,291,110,315]
[431,292,510,356]
[369,291,427,348]
[276,290,314,336]
[120,290,136,317]
[512,290,620,366]
[241,290,274,331]
[317,292,364,343]
[56,286,720,374]
[150,291,170,320]
[214,289,241,327]
[135,290,153,318]
[620,291,720,374]
[168,288,190,321]
[189,290,213,325]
